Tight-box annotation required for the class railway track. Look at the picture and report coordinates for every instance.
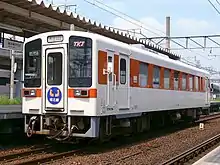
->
[0,145,50,161]
[103,151,142,165]
[197,112,220,123]
[100,114,220,165]
[13,148,82,165]
[0,142,83,165]
[0,113,219,165]
[161,133,220,165]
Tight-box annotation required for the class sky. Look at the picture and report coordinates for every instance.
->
[19,0,220,77]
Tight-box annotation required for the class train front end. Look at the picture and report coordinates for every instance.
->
[22,31,98,141]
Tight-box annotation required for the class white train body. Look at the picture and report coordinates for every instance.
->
[22,31,210,140]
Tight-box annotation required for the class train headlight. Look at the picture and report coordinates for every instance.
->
[73,89,89,97]
[30,89,36,96]
[74,89,81,96]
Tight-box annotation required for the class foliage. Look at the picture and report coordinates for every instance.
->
[0,95,21,105]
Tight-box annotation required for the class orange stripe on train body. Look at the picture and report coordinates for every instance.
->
[22,88,42,97]
[68,88,97,98]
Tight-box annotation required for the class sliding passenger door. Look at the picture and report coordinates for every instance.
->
[117,53,130,110]
[106,51,115,109]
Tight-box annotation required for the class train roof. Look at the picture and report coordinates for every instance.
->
[91,31,210,77]
[25,30,210,77]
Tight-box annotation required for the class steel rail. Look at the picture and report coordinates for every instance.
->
[14,148,82,165]
[196,113,220,123]
[0,145,52,162]
[161,134,220,165]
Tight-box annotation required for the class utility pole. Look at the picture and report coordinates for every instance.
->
[166,16,171,51]
[10,35,16,99]
[10,51,15,99]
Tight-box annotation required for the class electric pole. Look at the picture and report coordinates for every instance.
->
[166,16,171,51]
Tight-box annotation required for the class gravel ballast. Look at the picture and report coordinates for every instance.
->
[41,118,220,164]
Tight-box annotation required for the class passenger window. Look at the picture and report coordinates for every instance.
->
[174,71,179,90]
[182,73,187,90]
[47,52,62,85]
[203,78,206,92]
[189,76,193,91]
[120,58,126,84]
[199,77,202,91]
[164,69,170,89]
[153,66,160,88]
[195,76,199,91]
[139,62,148,87]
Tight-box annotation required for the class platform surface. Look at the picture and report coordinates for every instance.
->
[211,100,220,105]
[0,105,21,113]
[0,105,22,119]
[192,145,220,165]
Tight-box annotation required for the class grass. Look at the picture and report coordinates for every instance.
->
[0,96,21,105]
[211,98,220,102]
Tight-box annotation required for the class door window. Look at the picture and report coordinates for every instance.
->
[47,52,62,85]
[108,56,113,82]
[120,58,126,84]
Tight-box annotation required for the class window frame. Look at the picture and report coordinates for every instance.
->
[153,65,160,88]
[68,36,92,88]
[139,62,148,87]
[47,52,63,86]
[120,58,127,85]
[174,70,179,90]
[164,68,170,89]
[182,73,187,90]
[24,38,42,88]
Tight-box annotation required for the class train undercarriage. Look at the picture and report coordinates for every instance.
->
[24,108,204,142]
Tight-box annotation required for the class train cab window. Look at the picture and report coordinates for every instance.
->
[120,58,126,84]
[153,66,160,88]
[69,36,92,87]
[189,76,193,91]
[174,71,179,90]
[24,39,42,87]
[182,73,187,90]
[164,68,170,89]
[195,76,199,91]
[47,53,62,85]
[139,62,148,87]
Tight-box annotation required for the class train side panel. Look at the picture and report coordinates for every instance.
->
[95,36,210,117]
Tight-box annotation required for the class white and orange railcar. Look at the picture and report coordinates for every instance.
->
[22,31,210,140]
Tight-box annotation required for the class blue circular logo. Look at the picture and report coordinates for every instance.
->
[47,87,62,105]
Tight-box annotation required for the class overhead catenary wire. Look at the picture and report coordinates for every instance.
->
[82,0,211,62]
[82,0,166,36]
[208,0,220,14]
[87,0,165,36]
[216,0,220,6]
